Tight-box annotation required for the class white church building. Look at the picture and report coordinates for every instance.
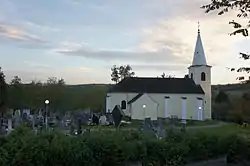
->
[106,28,212,121]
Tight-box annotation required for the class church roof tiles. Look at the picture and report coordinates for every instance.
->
[108,77,204,94]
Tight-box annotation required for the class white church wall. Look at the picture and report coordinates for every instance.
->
[107,92,205,120]
[107,92,138,116]
[131,94,158,120]
[147,93,204,120]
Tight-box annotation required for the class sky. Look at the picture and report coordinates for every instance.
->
[0,0,249,85]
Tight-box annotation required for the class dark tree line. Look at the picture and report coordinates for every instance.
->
[0,67,108,113]
[0,67,7,115]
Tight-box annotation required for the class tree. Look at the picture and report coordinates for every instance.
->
[46,77,58,85]
[0,67,7,115]
[30,80,43,86]
[215,90,229,103]
[201,0,250,81]
[119,65,135,80]
[57,78,65,85]
[111,65,135,83]
[10,76,22,85]
[111,65,120,84]
[9,76,23,109]
[159,72,175,78]
[161,72,166,78]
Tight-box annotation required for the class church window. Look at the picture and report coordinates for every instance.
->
[121,100,126,109]
[201,72,206,81]
[191,73,193,79]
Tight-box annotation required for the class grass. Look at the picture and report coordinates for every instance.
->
[84,119,221,129]
[187,123,250,138]
[82,121,250,138]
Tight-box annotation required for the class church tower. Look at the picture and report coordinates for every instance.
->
[188,24,212,119]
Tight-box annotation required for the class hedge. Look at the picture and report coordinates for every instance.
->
[0,127,249,166]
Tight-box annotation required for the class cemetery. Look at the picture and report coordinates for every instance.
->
[0,101,250,166]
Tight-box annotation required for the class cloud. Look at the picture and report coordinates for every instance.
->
[24,21,60,32]
[53,41,189,64]
[23,61,51,69]
[0,23,47,43]
[131,64,187,71]
[139,0,248,67]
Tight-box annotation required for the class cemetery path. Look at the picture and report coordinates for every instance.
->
[179,122,228,130]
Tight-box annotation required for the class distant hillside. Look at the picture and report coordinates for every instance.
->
[212,83,250,97]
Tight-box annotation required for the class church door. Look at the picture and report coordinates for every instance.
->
[197,99,203,121]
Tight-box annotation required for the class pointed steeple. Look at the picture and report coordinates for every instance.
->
[192,22,207,66]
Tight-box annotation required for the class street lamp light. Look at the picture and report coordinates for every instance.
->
[45,100,49,131]
[45,100,49,105]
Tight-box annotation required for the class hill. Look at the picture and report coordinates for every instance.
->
[212,82,250,98]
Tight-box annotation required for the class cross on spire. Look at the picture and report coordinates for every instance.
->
[198,21,200,33]
[191,21,207,66]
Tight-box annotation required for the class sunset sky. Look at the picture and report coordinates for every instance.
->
[0,0,250,85]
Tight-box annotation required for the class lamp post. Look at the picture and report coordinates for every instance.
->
[45,100,49,131]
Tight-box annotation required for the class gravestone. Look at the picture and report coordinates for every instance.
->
[180,119,187,133]
[13,109,21,128]
[171,115,178,126]
[23,109,30,117]
[156,118,165,139]
[112,105,125,128]
[7,119,12,135]
[76,118,82,135]
[69,121,76,135]
[106,113,114,125]
[75,112,91,125]
[92,114,99,125]
[143,118,155,132]
[99,115,107,125]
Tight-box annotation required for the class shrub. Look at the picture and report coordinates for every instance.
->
[1,127,250,166]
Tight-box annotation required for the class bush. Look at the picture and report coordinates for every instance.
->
[0,127,249,166]
[226,135,250,164]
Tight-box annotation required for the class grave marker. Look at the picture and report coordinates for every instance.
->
[99,115,107,125]
[156,118,165,139]
[112,105,124,128]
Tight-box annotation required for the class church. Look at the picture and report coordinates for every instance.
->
[106,27,212,121]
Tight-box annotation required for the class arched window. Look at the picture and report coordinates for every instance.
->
[121,100,126,109]
[201,72,206,81]
[191,73,193,79]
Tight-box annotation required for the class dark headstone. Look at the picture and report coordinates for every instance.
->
[143,118,154,132]
[92,114,99,125]
[156,118,165,139]
[112,105,124,127]
[77,118,82,134]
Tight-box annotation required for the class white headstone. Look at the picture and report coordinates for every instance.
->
[7,119,12,135]
[15,109,21,117]
[23,109,30,116]
[99,115,107,125]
